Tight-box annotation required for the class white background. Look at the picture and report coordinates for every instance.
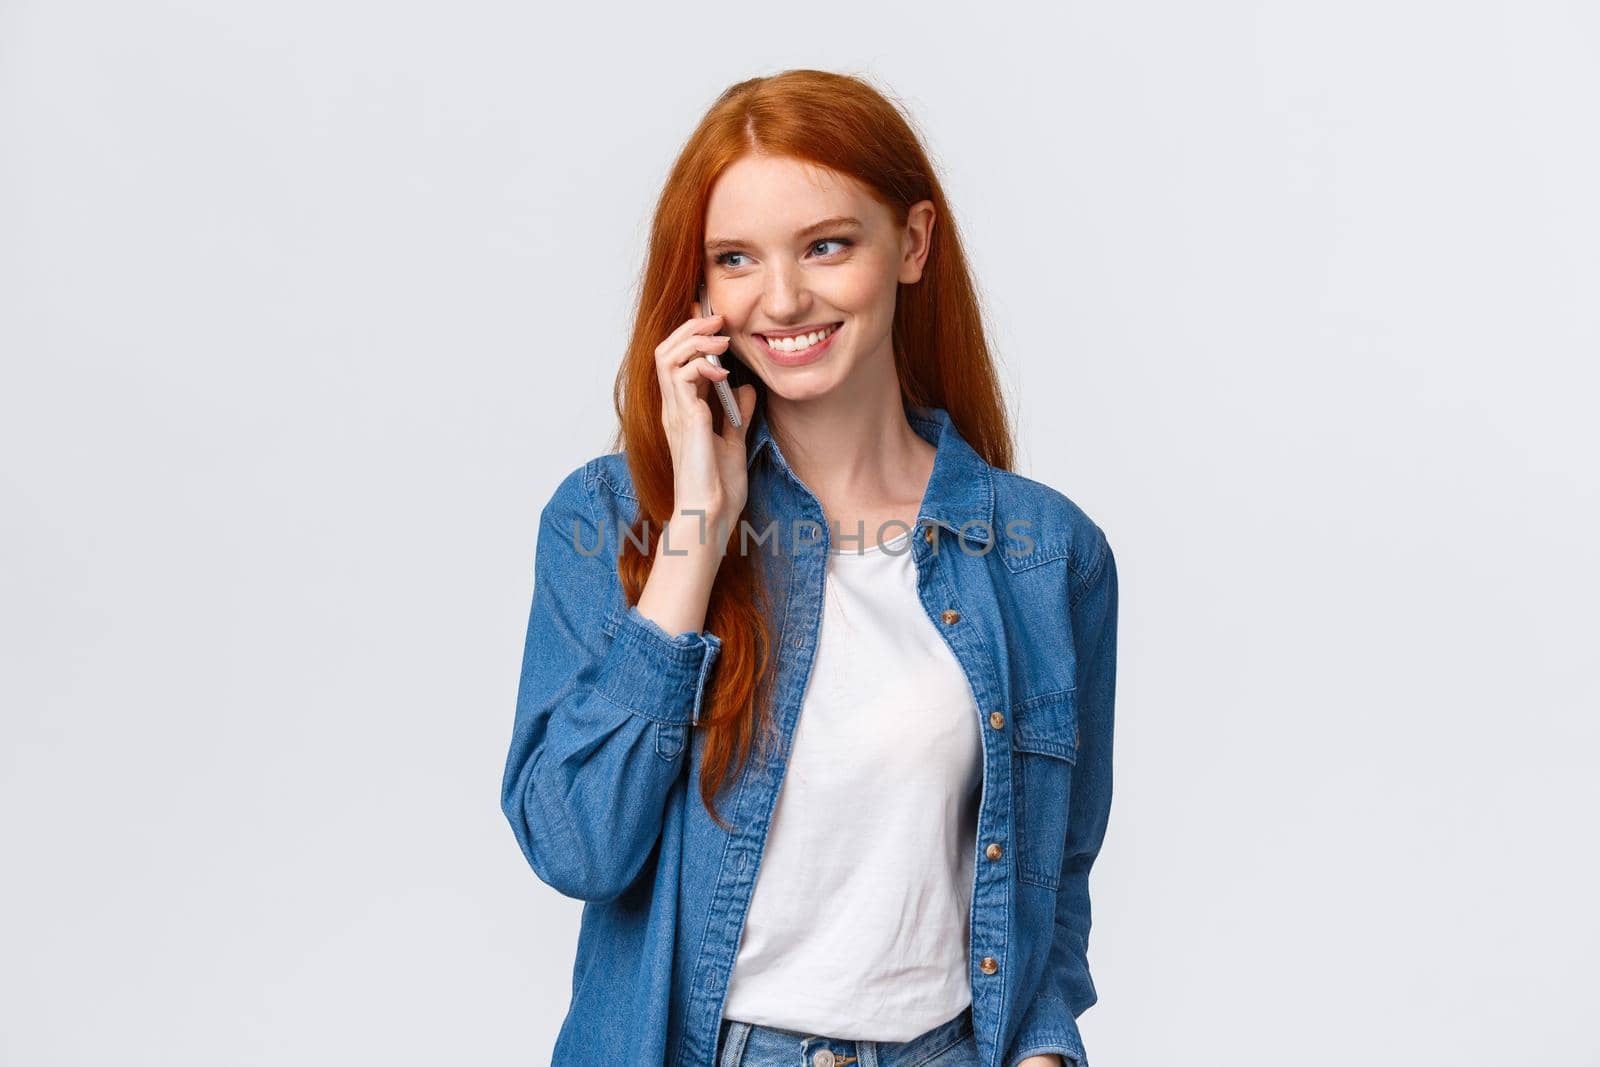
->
[3,1,1597,1064]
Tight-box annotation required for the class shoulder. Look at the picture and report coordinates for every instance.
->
[540,452,640,530]
[989,467,1112,587]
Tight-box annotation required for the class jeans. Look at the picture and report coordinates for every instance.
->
[716,1006,980,1067]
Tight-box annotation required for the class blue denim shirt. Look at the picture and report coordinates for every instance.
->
[501,404,1119,1067]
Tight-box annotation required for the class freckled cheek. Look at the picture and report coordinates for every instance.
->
[818,272,886,319]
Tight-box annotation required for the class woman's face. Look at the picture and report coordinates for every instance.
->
[701,154,934,403]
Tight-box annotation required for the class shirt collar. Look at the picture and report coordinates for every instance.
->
[744,402,996,546]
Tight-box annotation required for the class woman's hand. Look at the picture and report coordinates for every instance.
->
[633,303,759,639]
[653,303,759,542]
[1015,1056,1065,1067]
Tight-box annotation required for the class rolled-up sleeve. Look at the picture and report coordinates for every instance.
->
[500,461,722,902]
[1004,533,1119,1067]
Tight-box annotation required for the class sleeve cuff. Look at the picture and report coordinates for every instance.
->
[1005,991,1089,1067]
[593,603,723,726]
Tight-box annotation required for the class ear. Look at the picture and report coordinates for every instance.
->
[898,200,937,284]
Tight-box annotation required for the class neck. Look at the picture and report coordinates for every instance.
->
[765,382,934,520]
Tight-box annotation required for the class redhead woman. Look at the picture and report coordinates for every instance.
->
[501,69,1119,1067]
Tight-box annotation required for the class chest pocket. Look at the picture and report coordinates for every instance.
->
[1009,688,1079,890]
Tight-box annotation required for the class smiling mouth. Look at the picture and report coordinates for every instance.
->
[756,322,843,354]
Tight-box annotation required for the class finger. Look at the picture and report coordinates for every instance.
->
[659,332,730,374]
[670,352,730,396]
[656,335,729,422]
[663,352,729,422]
[668,351,732,419]
[655,313,725,364]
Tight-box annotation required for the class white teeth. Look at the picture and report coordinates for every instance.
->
[765,323,837,353]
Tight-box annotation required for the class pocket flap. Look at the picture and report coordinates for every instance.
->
[1010,688,1079,762]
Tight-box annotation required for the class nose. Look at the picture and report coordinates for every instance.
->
[759,261,805,322]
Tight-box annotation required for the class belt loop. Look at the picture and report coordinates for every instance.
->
[718,1019,751,1067]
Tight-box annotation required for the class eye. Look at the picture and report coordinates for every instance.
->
[714,237,853,269]
[812,237,854,256]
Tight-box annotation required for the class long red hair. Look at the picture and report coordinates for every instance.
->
[606,69,1016,828]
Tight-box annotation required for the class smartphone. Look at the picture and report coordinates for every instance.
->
[696,280,743,430]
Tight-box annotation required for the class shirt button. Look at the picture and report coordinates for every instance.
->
[812,1051,836,1067]
[941,609,960,625]
[988,710,1005,729]
[979,956,999,975]
[985,842,1003,860]
[923,525,935,544]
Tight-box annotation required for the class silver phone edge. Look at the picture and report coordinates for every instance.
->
[698,282,743,429]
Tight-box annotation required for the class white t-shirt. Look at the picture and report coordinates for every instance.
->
[720,527,985,1040]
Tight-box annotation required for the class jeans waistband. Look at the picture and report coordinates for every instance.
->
[716,1005,974,1067]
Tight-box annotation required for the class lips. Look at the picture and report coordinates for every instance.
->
[756,321,842,366]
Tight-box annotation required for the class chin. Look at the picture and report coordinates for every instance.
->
[758,368,849,404]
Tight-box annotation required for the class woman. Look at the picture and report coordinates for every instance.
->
[501,69,1119,1067]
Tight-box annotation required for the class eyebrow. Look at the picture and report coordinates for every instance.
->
[704,215,864,255]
